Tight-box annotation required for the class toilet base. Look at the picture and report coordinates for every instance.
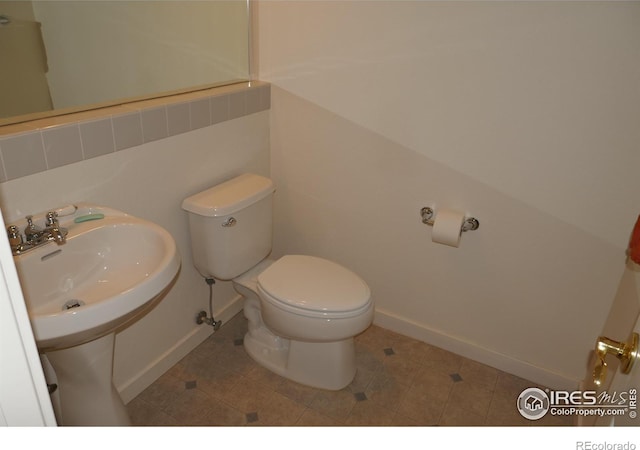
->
[244,332,356,390]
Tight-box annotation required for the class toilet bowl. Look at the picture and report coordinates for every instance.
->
[182,173,374,390]
[257,255,372,342]
[234,255,373,390]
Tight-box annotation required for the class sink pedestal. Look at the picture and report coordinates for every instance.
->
[46,333,131,426]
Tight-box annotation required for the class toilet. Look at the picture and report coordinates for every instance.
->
[182,173,373,390]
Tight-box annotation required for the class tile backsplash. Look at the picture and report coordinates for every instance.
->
[0,81,270,183]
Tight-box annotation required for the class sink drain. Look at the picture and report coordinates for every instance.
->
[63,299,85,310]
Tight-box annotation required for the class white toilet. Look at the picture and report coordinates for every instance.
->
[182,173,374,390]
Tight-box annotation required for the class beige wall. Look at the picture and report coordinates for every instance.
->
[258,1,640,388]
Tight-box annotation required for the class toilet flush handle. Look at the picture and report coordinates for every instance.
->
[222,217,237,227]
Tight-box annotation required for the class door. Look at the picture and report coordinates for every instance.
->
[596,313,639,426]
[580,259,640,426]
[0,208,57,426]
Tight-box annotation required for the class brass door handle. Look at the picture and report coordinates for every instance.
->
[593,332,638,387]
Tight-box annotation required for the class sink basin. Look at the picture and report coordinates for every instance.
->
[10,204,180,425]
[13,204,181,350]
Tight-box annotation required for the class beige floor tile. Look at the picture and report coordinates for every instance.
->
[127,314,574,428]
[249,391,306,426]
[495,371,536,397]
[245,361,291,389]
[162,388,219,426]
[275,378,320,407]
[127,397,179,426]
[222,377,274,414]
[390,412,424,426]
[458,359,500,391]
[439,402,487,426]
[354,346,386,373]
[295,408,340,426]
[203,401,247,426]
[396,385,447,425]
[344,400,396,426]
[347,364,378,394]
[447,381,494,418]
[364,371,411,412]
[379,351,423,386]
[354,325,398,351]
[136,371,186,411]
[422,346,464,374]
[308,388,357,422]
[387,333,433,364]
[410,364,454,404]
[213,344,256,376]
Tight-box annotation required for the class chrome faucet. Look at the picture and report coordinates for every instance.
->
[7,211,68,255]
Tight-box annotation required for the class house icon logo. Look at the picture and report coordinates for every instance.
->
[517,387,550,420]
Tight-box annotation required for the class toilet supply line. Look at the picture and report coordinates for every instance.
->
[196,277,222,330]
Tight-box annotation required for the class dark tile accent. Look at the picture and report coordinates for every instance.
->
[354,392,367,402]
[185,380,197,389]
[450,373,463,382]
[383,347,395,356]
[246,412,259,423]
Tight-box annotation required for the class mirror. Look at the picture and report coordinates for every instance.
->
[0,0,249,125]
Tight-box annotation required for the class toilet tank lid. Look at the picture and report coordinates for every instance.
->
[182,174,275,217]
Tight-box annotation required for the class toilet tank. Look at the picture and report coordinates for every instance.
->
[182,174,275,280]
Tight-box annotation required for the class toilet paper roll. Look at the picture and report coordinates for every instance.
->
[432,208,465,247]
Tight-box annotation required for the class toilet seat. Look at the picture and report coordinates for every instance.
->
[257,255,371,319]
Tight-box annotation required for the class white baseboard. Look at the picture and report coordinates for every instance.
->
[118,295,245,403]
[374,307,579,391]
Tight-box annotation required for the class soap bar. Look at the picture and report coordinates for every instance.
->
[74,213,105,223]
[56,204,77,217]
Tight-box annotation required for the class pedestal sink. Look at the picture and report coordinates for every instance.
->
[11,204,181,426]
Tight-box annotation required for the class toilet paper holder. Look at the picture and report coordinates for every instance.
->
[420,207,480,232]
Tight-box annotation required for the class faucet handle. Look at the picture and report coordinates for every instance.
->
[7,224,23,244]
[7,224,20,237]
[45,211,59,227]
[24,215,43,241]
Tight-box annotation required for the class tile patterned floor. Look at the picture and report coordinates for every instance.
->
[126,313,573,426]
